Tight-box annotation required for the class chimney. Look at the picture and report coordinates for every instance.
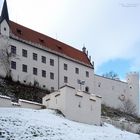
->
[89,56,91,61]
[82,46,86,53]
[86,50,88,56]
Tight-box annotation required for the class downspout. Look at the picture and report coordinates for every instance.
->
[58,56,60,89]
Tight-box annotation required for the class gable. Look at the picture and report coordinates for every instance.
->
[0,19,9,36]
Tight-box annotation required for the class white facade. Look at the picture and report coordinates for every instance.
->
[0,95,43,109]
[0,19,94,92]
[94,72,139,116]
[0,0,140,119]
[0,95,11,107]
[43,85,101,125]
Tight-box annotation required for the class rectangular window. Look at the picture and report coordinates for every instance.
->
[11,61,16,70]
[11,46,16,54]
[86,71,89,77]
[33,53,37,61]
[51,87,54,92]
[22,64,27,72]
[50,59,54,66]
[33,67,37,75]
[42,56,46,64]
[64,76,68,83]
[64,63,68,70]
[42,70,46,77]
[75,68,79,74]
[22,49,27,57]
[50,72,54,80]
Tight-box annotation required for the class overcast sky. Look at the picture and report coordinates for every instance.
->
[0,0,140,79]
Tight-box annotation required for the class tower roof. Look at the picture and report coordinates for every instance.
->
[0,0,9,23]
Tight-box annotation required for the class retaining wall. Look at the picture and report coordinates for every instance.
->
[0,95,43,109]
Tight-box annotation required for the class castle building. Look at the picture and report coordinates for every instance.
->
[0,0,139,117]
[0,0,94,93]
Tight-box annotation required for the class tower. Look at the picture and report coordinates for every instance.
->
[126,72,139,116]
[0,0,10,36]
[0,0,9,23]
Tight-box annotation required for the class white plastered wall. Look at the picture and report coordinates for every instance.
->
[94,73,139,116]
[0,19,95,92]
[43,86,101,125]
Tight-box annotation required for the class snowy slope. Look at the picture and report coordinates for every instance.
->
[0,108,139,140]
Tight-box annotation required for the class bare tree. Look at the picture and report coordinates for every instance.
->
[0,44,17,79]
[102,71,119,80]
[120,99,136,115]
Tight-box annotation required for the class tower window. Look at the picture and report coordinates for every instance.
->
[112,86,114,90]
[78,102,81,108]
[98,82,101,87]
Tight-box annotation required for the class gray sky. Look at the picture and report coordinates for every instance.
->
[1,0,140,76]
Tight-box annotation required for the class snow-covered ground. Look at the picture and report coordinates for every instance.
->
[0,108,139,140]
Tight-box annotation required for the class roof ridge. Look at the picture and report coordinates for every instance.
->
[9,20,92,66]
[10,20,84,54]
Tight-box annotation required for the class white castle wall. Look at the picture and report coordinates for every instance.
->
[0,16,139,117]
[94,72,139,116]
[43,85,101,125]
[0,95,11,107]
[0,95,43,109]
[0,20,94,92]
[126,72,139,115]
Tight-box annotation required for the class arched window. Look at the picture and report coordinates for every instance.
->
[85,86,89,93]
[98,82,101,87]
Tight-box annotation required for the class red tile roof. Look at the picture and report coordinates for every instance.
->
[9,21,92,67]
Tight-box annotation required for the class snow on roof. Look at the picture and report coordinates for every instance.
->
[19,99,43,106]
[0,94,11,100]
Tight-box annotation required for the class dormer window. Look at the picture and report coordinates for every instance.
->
[58,46,61,49]
[16,29,22,35]
[56,45,62,50]
[39,38,44,43]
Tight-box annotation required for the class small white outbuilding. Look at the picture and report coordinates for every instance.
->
[43,85,101,125]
